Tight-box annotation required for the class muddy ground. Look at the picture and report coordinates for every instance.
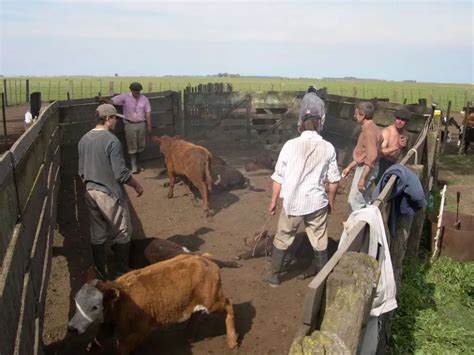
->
[42,143,350,355]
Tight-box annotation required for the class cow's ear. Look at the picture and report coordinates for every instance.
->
[104,287,120,304]
[172,135,181,140]
[151,135,161,144]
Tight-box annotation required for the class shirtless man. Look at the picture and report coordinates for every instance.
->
[378,109,411,178]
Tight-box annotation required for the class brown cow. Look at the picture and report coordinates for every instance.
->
[68,254,238,355]
[152,136,213,212]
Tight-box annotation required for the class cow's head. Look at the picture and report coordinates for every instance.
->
[68,280,104,333]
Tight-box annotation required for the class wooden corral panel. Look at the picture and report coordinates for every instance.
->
[59,91,179,163]
[0,152,19,265]
[0,163,47,351]
[14,272,37,355]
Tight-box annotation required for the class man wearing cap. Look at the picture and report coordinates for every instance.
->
[78,104,144,280]
[298,85,326,132]
[99,82,152,173]
[377,109,411,177]
[263,112,340,287]
[342,101,383,212]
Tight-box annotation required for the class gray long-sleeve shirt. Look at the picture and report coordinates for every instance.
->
[78,129,132,201]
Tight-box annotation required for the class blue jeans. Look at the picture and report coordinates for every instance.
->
[348,162,379,213]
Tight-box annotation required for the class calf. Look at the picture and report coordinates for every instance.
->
[153,136,213,212]
[244,152,278,172]
[68,254,238,355]
[130,237,241,269]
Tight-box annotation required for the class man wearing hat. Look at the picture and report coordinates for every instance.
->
[378,109,411,177]
[78,104,144,280]
[263,112,340,287]
[99,82,152,173]
[298,85,326,132]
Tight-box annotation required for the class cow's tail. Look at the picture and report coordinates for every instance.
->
[205,151,213,192]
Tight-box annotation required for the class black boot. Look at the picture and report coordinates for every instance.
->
[297,249,328,280]
[112,242,130,279]
[91,244,108,281]
[262,247,286,287]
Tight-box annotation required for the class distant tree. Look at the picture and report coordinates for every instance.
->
[115,73,118,77]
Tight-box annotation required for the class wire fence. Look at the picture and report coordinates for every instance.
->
[1,78,473,112]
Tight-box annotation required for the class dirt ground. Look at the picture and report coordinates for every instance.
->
[42,143,349,355]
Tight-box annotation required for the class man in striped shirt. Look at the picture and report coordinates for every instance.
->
[263,112,341,287]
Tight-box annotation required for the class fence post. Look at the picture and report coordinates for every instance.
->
[109,81,114,96]
[458,102,471,155]
[441,100,452,154]
[26,79,30,103]
[2,80,7,106]
[1,93,7,149]
[148,82,152,93]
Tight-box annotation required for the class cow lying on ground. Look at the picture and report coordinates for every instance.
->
[152,136,213,213]
[244,152,278,172]
[130,237,241,269]
[209,155,248,191]
[68,254,238,355]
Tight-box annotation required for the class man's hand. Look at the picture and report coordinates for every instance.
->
[342,167,351,178]
[147,125,152,134]
[399,135,408,147]
[268,200,277,215]
[134,183,144,197]
[357,178,366,192]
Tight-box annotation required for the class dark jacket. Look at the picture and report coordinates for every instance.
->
[372,164,427,237]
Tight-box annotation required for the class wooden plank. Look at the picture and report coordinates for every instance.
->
[0,152,19,265]
[0,225,22,355]
[299,222,366,331]
[60,120,96,144]
[14,272,36,355]
[0,164,47,354]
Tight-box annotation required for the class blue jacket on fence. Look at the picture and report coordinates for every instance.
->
[372,164,427,238]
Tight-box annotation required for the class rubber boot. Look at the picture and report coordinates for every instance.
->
[262,247,286,287]
[130,154,138,174]
[112,242,130,279]
[91,244,108,281]
[297,249,328,280]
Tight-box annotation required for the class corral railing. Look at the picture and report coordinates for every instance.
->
[0,102,61,355]
[293,112,435,353]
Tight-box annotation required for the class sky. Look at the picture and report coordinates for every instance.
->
[0,0,473,83]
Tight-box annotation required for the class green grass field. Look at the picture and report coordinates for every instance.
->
[1,76,472,112]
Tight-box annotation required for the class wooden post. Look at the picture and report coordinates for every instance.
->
[290,252,379,354]
[376,164,422,353]
[148,82,152,93]
[1,93,7,149]
[246,94,252,143]
[458,102,470,155]
[405,164,425,261]
[26,79,30,103]
[441,100,452,154]
[2,80,7,106]
[109,81,114,95]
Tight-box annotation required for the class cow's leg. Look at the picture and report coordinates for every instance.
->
[168,171,176,199]
[197,183,210,212]
[223,299,238,349]
[117,333,146,355]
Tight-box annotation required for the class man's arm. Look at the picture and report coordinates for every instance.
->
[145,112,152,134]
[327,182,338,213]
[108,139,143,196]
[125,176,143,197]
[342,160,358,178]
[269,181,281,215]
